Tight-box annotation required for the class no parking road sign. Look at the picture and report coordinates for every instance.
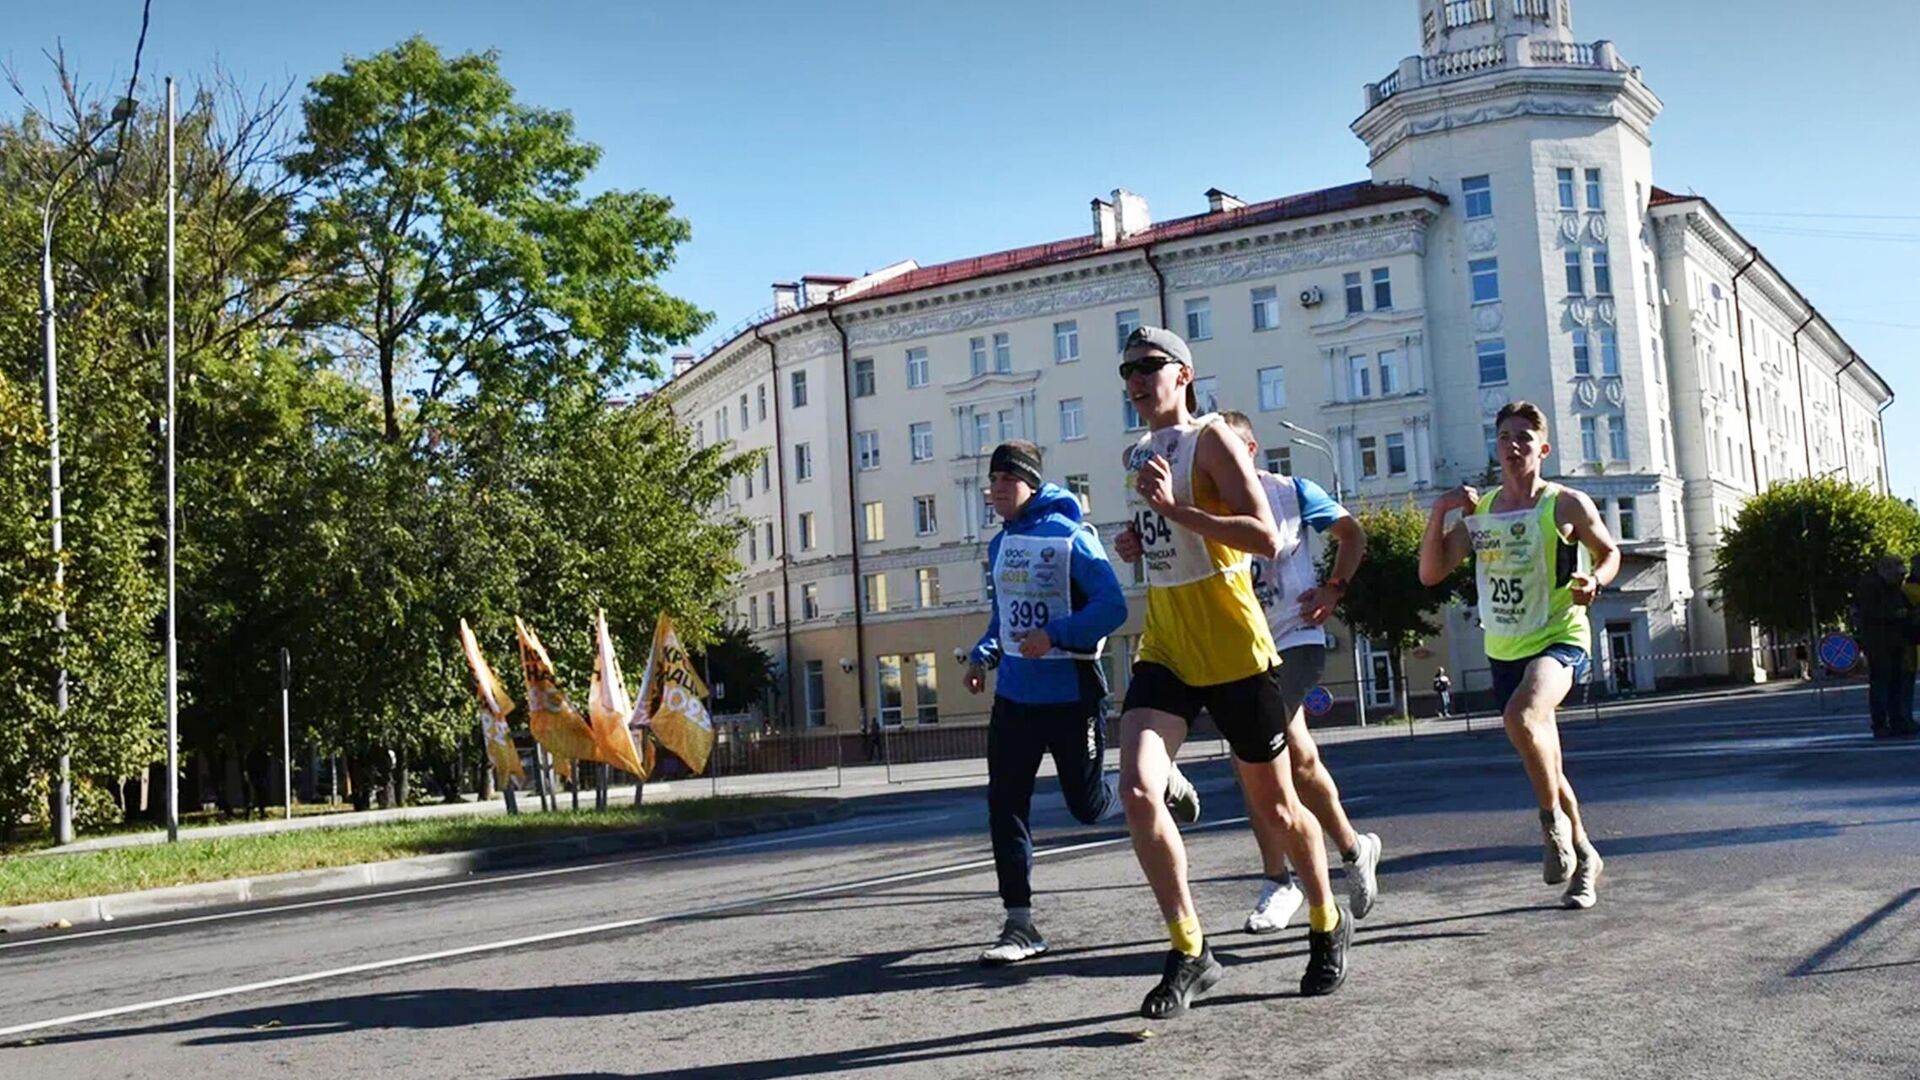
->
[1303,685,1334,718]
[1818,632,1860,673]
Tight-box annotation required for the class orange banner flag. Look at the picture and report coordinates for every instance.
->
[587,610,652,779]
[647,615,715,775]
[459,619,526,789]
[515,617,599,783]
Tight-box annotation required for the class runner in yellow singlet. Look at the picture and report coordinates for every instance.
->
[1418,401,1621,909]
[1111,326,1351,1020]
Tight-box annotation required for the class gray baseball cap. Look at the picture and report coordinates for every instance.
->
[1122,325,1192,367]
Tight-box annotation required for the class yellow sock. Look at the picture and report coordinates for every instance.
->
[1309,903,1341,933]
[1168,914,1204,957]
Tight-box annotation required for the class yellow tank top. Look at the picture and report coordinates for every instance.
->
[1124,415,1280,687]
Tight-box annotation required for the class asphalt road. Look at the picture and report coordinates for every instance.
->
[3,688,1916,1079]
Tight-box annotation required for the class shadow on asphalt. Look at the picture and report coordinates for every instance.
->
[1382,815,1920,876]
[1789,887,1919,978]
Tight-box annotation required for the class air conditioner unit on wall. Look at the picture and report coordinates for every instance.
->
[1299,285,1324,308]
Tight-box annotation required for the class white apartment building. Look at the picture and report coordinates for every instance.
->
[662,0,1896,731]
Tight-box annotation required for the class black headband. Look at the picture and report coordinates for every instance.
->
[989,443,1043,489]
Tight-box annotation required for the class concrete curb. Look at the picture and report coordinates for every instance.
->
[0,804,848,934]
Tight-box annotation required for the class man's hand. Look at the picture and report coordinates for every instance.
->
[1114,523,1142,563]
[965,664,986,694]
[1297,584,1344,626]
[1569,571,1600,606]
[1135,455,1176,514]
[1435,484,1480,517]
[1017,628,1054,659]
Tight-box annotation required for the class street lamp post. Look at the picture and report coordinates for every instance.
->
[1281,421,1367,727]
[39,107,130,845]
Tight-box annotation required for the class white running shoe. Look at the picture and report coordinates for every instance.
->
[980,918,1049,966]
[1244,877,1305,934]
[1164,764,1201,825]
[1345,832,1383,919]
[1562,846,1603,910]
[1540,809,1575,886]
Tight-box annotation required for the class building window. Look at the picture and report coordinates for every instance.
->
[1264,447,1292,475]
[1660,417,1674,470]
[1585,167,1603,211]
[914,494,938,536]
[1556,167,1576,211]
[996,407,1015,442]
[1617,497,1637,540]
[1386,431,1408,476]
[992,332,1012,374]
[757,384,768,422]
[1251,286,1280,332]
[857,430,881,471]
[1054,320,1080,363]
[917,567,940,609]
[909,421,933,462]
[744,470,754,500]
[1258,365,1287,411]
[863,501,885,543]
[791,369,808,408]
[695,420,704,449]
[715,407,728,441]
[1469,258,1500,304]
[1572,329,1592,376]
[1115,309,1141,351]
[853,358,876,398]
[1193,375,1218,414]
[1483,423,1498,466]
[972,412,992,456]
[1372,267,1393,310]
[1565,250,1584,296]
[747,528,757,563]
[1343,271,1364,315]
[1123,392,1145,431]
[981,490,998,530]
[798,511,815,551]
[1378,349,1401,396]
[906,347,929,388]
[1066,473,1092,513]
[864,573,889,614]
[1358,435,1380,479]
[804,659,825,726]
[1348,353,1372,399]
[739,393,749,430]
[1592,248,1612,295]
[794,442,813,482]
[914,653,939,723]
[1462,174,1493,219]
[876,654,902,722]
[969,337,988,378]
[1184,297,1213,341]
[748,594,760,630]
[1600,329,1620,377]
[1608,413,1629,460]
[1580,416,1600,462]
[1059,397,1086,441]
[1477,339,1508,385]
[763,521,774,560]
[759,457,771,493]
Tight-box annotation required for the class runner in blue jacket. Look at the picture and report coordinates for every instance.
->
[966,439,1199,966]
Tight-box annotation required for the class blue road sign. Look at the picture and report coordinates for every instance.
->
[1818,632,1859,673]
[1303,685,1334,717]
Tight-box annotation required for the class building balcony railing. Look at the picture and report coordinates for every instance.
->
[1366,37,1628,109]
[1443,0,1493,29]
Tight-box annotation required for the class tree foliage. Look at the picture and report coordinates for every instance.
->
[1712,476,1920,635]
[1326,502,1471,718]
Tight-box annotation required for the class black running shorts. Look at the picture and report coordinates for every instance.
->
[1122,661,1290,764]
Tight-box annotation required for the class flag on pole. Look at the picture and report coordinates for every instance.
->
[625,620,660,781]
[646,615,715,775]
[459,619,526,788]
[587,610,651,779]
[515,617,598,783]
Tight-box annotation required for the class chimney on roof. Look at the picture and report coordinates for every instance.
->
[772,282,800,314]
[1113,189,1152,239]
[1092,198,1118,247]
[1206,188,1246,213]
[671,350,696,377]
[799,275,850,307]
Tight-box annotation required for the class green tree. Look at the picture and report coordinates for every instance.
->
[1327,503,1470,719]
[1712,476,1920,636]
[701,624,777,717]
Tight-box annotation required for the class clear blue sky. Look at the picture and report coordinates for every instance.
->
[10,0,1915,500]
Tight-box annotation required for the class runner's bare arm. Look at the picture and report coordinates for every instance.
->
[1559,488,1621,600]
[1141,422,1281,558]
[1418,485,1477,585]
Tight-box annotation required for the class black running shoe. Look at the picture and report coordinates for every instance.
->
[1139,944,1225,1019]
[1299,906,1352,997]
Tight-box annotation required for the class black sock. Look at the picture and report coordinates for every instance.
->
[1266,869,1293,887]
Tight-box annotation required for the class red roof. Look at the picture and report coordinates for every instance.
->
[848,180,1445,303]
[1648,186,1694,207]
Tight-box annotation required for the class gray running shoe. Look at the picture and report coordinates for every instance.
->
[1164,764,1201,825]
[1345,832,1383,919]
[1244,876,1304,934]
[1562,846,1603,910]
[980,919,1048,966]
[1540,809,1575,885]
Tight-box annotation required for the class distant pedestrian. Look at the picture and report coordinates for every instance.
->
[1850,553,1916,738]
[1432,668,1453,717]
[1905,555,1920,729]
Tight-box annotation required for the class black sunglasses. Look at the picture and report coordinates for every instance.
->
[1118,356,1177,379]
